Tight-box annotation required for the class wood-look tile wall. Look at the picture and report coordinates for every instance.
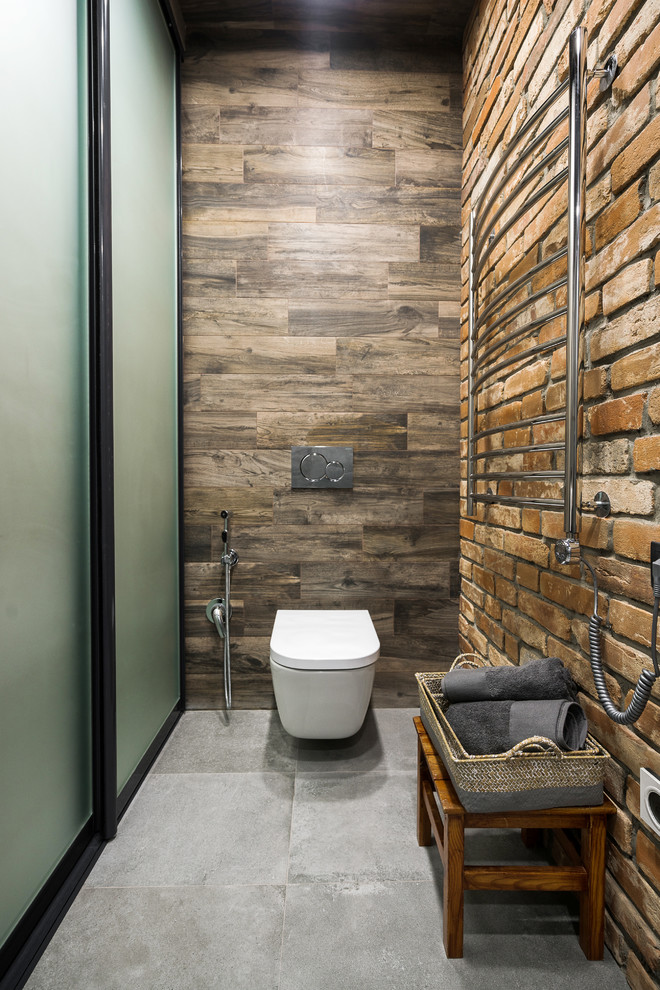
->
[181,24,463,708]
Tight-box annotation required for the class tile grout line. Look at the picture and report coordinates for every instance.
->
[276,744,300,990]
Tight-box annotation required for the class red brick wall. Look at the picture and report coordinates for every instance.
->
[460,1,660,986]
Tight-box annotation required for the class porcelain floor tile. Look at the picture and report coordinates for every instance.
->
[25,885,285,990]
[279,881,626,990]
[295,708,419,774]
[288,771,440,883]
[152,709,298,774]
[88,772,294,887]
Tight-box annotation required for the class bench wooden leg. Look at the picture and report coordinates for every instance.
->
[579,813,607,960]
[443,811,465,958]
[417,735,433,847]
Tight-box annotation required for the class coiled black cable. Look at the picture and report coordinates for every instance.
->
[582,554,660,725]
[588,611,657,725]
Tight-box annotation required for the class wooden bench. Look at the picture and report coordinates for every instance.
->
[414,715,616,959]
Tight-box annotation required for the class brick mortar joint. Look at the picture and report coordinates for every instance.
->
[460,599,653,720]
[459,549,660,643]
[460,614,660,743]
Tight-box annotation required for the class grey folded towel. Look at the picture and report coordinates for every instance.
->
[441,657,577,703]
[444,699,588,755]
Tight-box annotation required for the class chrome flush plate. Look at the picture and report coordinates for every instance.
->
[291,446,353,489]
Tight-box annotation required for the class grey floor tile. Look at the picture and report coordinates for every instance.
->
[442,938,625,990]
[296,707,419,774]
[462,889,582,935]
[152,709,299,774]
[279,881,626,990]
[288,771,441,883]
[20,711,629,990]
[25,885,285,990]
[280,880,444,990]
[88,772,294,887]
[463,827,551,864]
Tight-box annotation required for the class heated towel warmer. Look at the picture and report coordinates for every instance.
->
[466,27,615,560]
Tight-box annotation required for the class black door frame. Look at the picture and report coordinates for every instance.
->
[89,0,118,846]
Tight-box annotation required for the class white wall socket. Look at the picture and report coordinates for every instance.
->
[640,767,660,838]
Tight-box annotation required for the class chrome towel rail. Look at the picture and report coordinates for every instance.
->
[466,27,613,551]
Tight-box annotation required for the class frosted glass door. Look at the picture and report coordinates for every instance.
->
[111,0,180,791]
[0,0,92,949]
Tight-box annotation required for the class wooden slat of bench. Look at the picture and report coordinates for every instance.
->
[421,779,446,865]
[465,809,603,829]
[463,864,587,892]
[435,777,464,816]
[580,812,608,960]
[417,719,450,782]
[553,824,583,867]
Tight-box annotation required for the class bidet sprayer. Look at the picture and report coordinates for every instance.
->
[220,509,239,568]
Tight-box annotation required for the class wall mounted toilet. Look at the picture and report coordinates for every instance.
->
[269,609,380,739]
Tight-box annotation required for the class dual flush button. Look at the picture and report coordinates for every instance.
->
[291,446,353,489]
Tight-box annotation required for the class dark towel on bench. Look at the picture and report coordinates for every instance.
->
[444,699,588,756]
[441,657,577,703]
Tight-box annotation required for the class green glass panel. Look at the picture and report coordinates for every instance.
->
[0,1,91,948]
[111,0,180,792]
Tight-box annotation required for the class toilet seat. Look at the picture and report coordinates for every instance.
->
[270,609,379,670]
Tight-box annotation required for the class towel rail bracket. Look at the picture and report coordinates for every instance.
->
[582,491,611,519]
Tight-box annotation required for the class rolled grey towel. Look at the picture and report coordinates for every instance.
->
[442,657,577,703]
[444,699,588,756]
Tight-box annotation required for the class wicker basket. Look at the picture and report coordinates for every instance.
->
[417,654,610,812]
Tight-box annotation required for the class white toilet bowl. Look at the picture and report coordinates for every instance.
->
[269,609,380,739]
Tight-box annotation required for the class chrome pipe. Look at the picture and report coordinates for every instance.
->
[473,441,563,460]
[473,411,564,442]
[473,78,569,230]
[565,26,587,541]
[475,290,567,362]
[219,510,238,710]
[474,108,569,240]
[467,210,476,517]
[473,136,569,262]
[472,331,566,391]
[471,494,564,508]
[475,247,568,331]
[473,470,563,480]
[223,560,232,710]
[474,166,568,279]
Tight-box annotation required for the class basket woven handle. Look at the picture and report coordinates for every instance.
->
[449,652,488,671]
[508,735,563,758]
